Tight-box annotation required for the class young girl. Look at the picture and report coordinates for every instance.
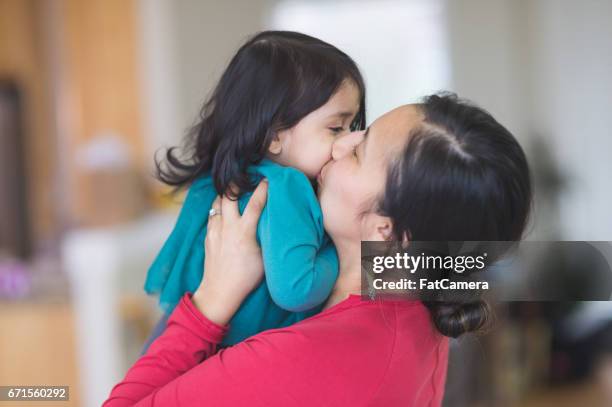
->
[144,31,366,346]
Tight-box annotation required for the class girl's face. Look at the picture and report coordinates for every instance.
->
[317,105,422,242]
[270,80,361,179]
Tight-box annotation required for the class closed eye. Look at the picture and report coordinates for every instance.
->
[330,127,345,134]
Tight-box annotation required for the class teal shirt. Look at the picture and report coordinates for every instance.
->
[144,159,339,345]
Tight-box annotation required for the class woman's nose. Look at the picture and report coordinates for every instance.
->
[331,130,365,161]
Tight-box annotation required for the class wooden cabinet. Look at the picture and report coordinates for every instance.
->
[0,302,80,406]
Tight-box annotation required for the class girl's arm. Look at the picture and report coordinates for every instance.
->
[258,167,338,312]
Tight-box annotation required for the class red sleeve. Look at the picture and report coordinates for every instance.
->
[103,293,228,406]
[103,293,361,406]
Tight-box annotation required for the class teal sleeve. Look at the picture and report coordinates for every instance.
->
[144,176,216,314]
[255,166,339,312]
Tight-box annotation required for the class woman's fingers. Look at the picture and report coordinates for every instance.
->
[221,184,240,220]
[242,179,268,231]
[193,182,266,325]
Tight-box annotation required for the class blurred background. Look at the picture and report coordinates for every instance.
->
[0,0,611,405]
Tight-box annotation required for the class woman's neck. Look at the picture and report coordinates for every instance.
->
[323,238,362,310]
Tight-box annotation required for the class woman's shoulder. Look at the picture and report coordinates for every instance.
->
[254,296,437,352]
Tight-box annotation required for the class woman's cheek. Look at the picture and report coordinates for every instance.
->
[339,181,363,222]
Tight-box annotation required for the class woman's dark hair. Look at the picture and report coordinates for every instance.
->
[156,30,366,196]
[378,93,532,338]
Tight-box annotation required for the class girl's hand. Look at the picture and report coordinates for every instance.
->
[192,180,268,326]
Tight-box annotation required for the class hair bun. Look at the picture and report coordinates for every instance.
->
[424,300,492,338]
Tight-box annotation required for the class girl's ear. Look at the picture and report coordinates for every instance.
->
[268,130,288,155]
[361,213,394,241]
[268,137,282,155]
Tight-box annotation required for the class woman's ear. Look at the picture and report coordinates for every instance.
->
[361,213,394,241]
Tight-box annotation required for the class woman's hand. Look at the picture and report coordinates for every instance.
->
[192,180,268,326]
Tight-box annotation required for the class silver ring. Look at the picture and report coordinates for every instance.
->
[208,208,221,217]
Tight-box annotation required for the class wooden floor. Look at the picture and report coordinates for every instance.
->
[518,382,609,407]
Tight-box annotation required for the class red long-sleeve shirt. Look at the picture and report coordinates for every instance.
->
[104,293,449,406]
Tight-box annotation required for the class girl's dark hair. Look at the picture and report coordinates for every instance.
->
[156,30,366,196]
[379,93,532,338]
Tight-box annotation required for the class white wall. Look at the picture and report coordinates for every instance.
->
[137,0,273,159]
[445,0,530,142]
[526,0,612,240]
[446,0,612,240]
[270,0,451,121]
[172,0,275,127]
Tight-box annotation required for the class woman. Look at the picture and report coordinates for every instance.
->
[104,94,532,406]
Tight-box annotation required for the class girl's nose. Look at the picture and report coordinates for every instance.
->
[331,130,365,161]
